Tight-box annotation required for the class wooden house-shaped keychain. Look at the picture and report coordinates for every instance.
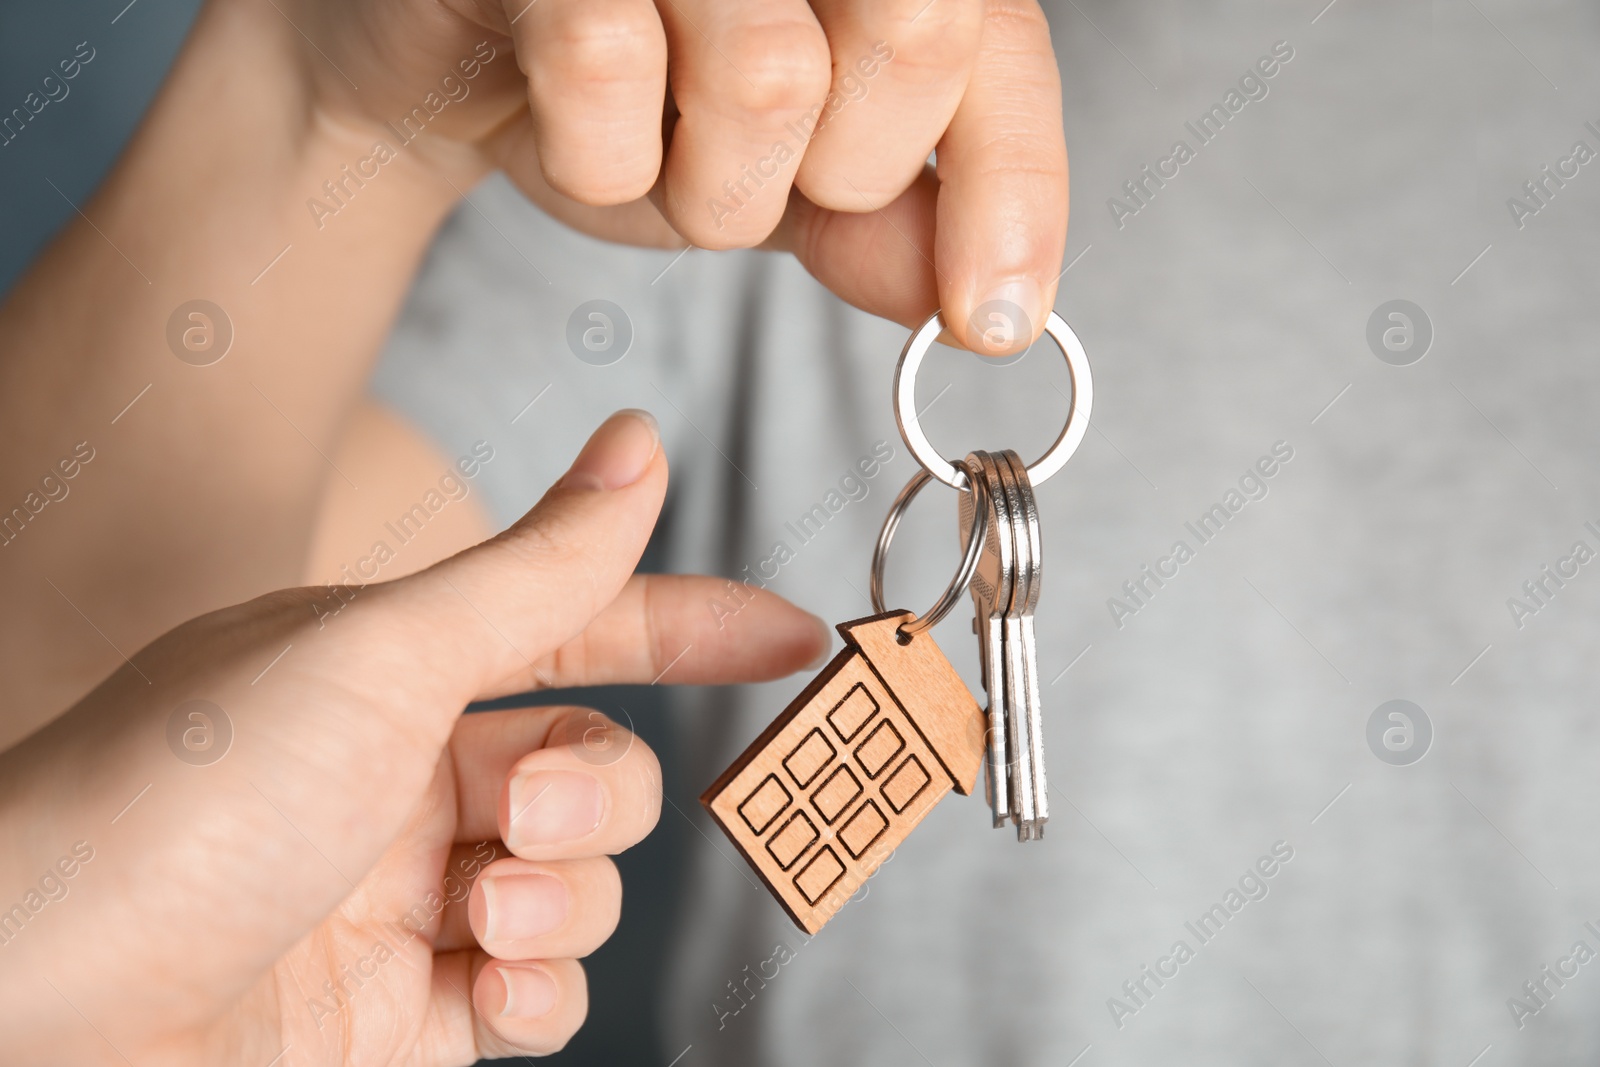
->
[702,610,985,933]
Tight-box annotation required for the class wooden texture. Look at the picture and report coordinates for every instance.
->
[840,614,986,796]
[701,610,986,933]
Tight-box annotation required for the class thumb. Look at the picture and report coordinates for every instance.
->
[362,409,667,701]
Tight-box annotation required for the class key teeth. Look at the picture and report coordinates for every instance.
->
[1014,821,1046,842]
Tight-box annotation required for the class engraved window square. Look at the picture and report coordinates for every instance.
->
[811,764,863,824]
[827,682,879,743]
[765,810,818,871]
[794,845,846,906]
[882,755,931,813]
[853,718,905,779]
[838,800,889,859]
[737,774,791,837]
[784,728,836,789]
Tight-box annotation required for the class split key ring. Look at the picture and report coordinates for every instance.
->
[893,310,1094,491]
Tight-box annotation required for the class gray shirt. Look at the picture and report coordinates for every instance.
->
[372,3,1600,1062]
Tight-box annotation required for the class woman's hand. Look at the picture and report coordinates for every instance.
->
[0,411,828,1064]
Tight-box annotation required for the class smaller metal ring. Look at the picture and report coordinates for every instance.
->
[893,309,1094,490]
[869,459,989,637]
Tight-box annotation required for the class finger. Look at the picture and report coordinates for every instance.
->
[932,0,1068,355]
[770,169,940,328]
[465,855,622,960]
[423,950,589,1060]
[654,0,832,248]
[499,707,662,860]
[796,1,981,211]
[490,112,685,247]
[354,409,667,708]
[475,954,589,1056]
[446,705,662,857]
[434,841,510,951]
[502,0,669,204]
[480,571,829,698]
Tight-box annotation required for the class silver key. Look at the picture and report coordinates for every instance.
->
[998,449,1048,840]
[959,450,1014,827]
[989,450,1038,839]
[981,450,1037,834]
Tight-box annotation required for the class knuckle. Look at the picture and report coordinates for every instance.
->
[714,21,832,114]
[540,3,663,87]
[875,1,980,65]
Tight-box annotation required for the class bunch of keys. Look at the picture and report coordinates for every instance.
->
[890,310,1091,844]
[703,310,1092,932]
[960,449,1048,839]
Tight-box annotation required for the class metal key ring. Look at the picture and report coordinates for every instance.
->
[870,458,990,638]
[894,309,1094,490]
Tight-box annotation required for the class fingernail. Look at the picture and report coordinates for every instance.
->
[498,962,559,1019]
[559,409,660,491]
[806,614,834,670]
[969,277,1042,356]
[482,873,569,941]
[507,770,604,847]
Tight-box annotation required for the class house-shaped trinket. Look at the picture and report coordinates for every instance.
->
[702,611,985,933]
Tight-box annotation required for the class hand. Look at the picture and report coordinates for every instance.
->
[289,0,1068,353]
[0,411,828,1065]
